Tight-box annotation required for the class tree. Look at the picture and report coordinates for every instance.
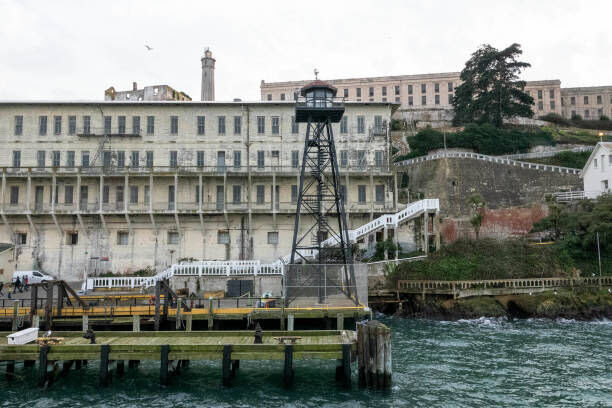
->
[468,194,486,238]
[453,43,534,127]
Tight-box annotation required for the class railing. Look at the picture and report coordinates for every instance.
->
[499,145,594,160]
[395,151,582,175]
[366,256,428,276]
[553,191,586,202]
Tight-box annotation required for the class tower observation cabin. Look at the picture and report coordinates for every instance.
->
[295,80,345,123]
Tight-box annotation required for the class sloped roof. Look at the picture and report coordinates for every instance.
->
[581,142,612,176]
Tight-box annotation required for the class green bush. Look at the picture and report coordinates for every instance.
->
[540,113,573,127]
[524,150,591,169]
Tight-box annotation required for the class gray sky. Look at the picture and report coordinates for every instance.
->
[1,0,611,101]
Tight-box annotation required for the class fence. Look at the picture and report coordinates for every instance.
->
[500,145,594,160]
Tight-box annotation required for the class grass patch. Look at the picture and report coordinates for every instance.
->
[523,150,590,168]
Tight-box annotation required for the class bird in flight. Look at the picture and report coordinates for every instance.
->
[145,45,153,51]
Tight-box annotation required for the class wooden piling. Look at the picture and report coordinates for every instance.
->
[100,344,110,387]
[75,360,82,369]
[82,315,88,332]
[154,282,161,331]
[222,345,232,386]
[133,315,140,332]
[12,300,19,331]
[284,344,294,388]
[117,360,125,377]
[280,299,286,330]
[186,314,193,332]
[38,345,49,387]
[337,314,344,330]
[342,343,351,389]
[357,320,391,389]
[61,360,74,376]
[129,360,139,368]
[6,360,15,378]
[160,344,169,386]
[176,297,182,330]
[231,359,240,378]
[32,315,40,328]
[208,298,214,330]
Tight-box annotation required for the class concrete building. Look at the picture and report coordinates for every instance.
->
[104,83,191,102]
[0,100,397,280]
[201,48,215,101]
[581,142,612,198]
[561,86,612,120]
[0,243,15,283]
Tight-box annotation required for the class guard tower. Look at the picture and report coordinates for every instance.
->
[289,79,358,305]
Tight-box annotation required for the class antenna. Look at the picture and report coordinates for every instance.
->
[314,68,319,80]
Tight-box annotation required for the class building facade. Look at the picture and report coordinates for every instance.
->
[104,83,191,102]
[262,74,612,122]
[0,101,397,280]
[581,142,612,199]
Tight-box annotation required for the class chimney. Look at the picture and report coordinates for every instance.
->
[133,82,138,91]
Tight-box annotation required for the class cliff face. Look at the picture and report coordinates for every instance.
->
[402,158,581,217]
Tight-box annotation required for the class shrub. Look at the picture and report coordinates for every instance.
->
[540,113,572,127]
[600,115,610,121]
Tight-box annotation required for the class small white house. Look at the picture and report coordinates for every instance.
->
[581,142,612,199]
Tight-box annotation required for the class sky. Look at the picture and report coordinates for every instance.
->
[1,0,611,101]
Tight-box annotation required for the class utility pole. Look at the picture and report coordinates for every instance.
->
[596,232,602,277]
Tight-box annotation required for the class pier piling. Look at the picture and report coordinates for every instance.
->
[160,344,169,386]
[284,344,294,388]
[357,321,391,389]
[222,345,232,386]
[100,344,110,387]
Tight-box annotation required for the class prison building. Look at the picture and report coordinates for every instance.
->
[0,101,399,280]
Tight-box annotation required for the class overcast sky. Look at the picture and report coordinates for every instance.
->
[1,0,611,101]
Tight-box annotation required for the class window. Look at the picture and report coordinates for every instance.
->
[257,116,265,134]
[197,151,205,168]
[65,185,74,204]
[570,96,576,105]
[343,88,349,98]
[146,151,154,168]
[448,82,453,92]
[571,110,576,118]
[218,116,226,135]
[267,94,272,101]
[584,96,589,105]
[168,185,175,210]
[234,116,241,134]
[435,95,440,105]
[369,87,374,97]
[382,97,387,102]
[537,90,543,99]
[170,116,178,134]
[340,150,348,167]
[357,116,365,133]
[54,116,62,135]
[104,116,112,134]
[12,151,21,168]
[395,97,400,103]
[358,150,366,168]
[549,89,555,99]
[10,186,19,205]
[291,116,299,134]
[375,185,385,203]
[597,95,602,104]
[434,83,439,93]
[118,116,126,134]
[408,85,413,95]
[144,185,150,205]
[267,231,279,245]
[271,150,279,160]
[15,232,27,246]
[585,110,590,118]
[291,150,299,168]
[83,116,91,134]
[197,116,205,135]
[395,85,400,95]
[358,185,366,203]
[67,151,75,168]
[382,86,387,96]
[103,186,109,204]
[408,96,413,106]
[117,151,125,168]
[593,158,598,168]
[291,185,298,203]
[39,116,47,135]
[132,116,140,135]
[232,185,241,204]
[340,116,348,133]
[37,151,45,168]
[147,116,155,135]
[233,151,241,168]
[195,185,200,204]
[170,151,178,168]
[168,231,179,245]
[14,116,23,136]
[538,101,543,111]
[271,116,280,134]
[375,151,384,168]
[256,185,265,204]
[67,232,78,246]
[117,231,129,245]
[448,94,454,104]
[280,93,285,101]
[217,230,230,244]
[356,88,361,97]
[130,186,138,204]
[257,151,265,168]
[550,101,556,110]
[598,108,604,117]
[52,151,60,167]
[421,84,426,94]
[82,151,90,168]
[130,151,139,168]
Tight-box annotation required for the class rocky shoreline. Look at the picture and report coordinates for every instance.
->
[373,288,612,320]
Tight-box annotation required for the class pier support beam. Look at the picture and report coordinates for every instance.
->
[222,345,232,387]
[160,344,169,386]
[6,360,15,379]
[133,315,140,332]
[336,314,344,330]
[284,344,294,388]
[99,344,110,387]
[357,321,392,389]
[154,281,161,331]
[287,314,294,331]
[116,360,125,377]
[38,345,49,387]
[335,343,351,389]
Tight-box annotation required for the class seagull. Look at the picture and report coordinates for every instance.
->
[145,45,153,51]
[45,330,52,337]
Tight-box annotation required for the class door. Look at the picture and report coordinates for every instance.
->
[35,186,44,211]
[217,151,225,172]
[168,185,175,210]
[116,186,124,210]
[80,186,88,211]
[216,185,224,211]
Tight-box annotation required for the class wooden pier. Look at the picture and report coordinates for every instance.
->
[0,330,359,388]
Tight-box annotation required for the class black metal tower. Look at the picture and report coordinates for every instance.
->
[289,80,358,304]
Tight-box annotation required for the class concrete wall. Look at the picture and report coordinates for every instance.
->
[0,247,15,283]
[403,157,581,217]
[169,275,282,297]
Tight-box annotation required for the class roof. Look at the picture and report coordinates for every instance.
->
[581,141,612,176]
[0,100,394,107]
[300,80,338,96]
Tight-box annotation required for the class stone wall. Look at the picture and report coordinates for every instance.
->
[403,157,581,217]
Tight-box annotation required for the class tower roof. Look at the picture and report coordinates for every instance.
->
[300,80,337,96]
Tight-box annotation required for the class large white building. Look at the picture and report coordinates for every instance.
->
[0,100,398,280]
[582,142,612,198]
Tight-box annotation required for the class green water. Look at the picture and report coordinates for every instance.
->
[0,317,610,407]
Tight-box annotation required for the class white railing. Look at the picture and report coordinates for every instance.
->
[395,151,582,175]
[553,191,586,202]
[499,146,594,160]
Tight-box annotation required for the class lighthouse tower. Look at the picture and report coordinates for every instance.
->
[200,48,215,101]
